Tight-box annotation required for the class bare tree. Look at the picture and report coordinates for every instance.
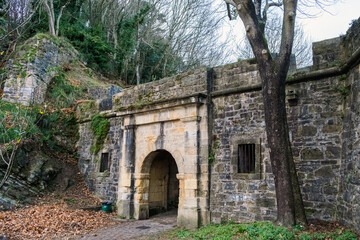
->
[42,0,69,36]
[224,0,306,226]
[224,0,340,227]
[160,0,228,71]
[0,0,40,57]
[237,15,312,67]
[110,0,229,84]
[0,102,36,189]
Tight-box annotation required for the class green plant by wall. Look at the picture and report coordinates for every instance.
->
[334,85,351,98]
[246,221,296,240]
[299,233,313,240]
[36,109,78,150]
[90,114,110,154]
[0,101,40,144]
[208,140,219,165]
[338,74,348,81]
[46,70,86,109]
[169,221,359,240]
[0,101,50,188]
[0,100,78,150]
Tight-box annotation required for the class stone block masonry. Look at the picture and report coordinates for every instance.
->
[77,117,123,203]
[77,18,360,232]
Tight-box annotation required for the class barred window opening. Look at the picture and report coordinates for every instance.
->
[238,144,256,173]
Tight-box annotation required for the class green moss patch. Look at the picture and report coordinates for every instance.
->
[90,114,110,154]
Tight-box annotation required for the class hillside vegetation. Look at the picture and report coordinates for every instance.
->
[0,0,227,86]
[0,33,119,208]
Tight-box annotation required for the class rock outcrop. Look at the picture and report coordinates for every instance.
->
[2,34,78,106]
[0,34,121,209]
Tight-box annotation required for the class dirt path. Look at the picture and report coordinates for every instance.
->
[73,210,177,240]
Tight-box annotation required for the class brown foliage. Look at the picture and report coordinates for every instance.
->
[0,204,119,239]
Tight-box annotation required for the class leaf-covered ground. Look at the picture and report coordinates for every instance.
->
[0,159,121,240]
[0,204,119,240]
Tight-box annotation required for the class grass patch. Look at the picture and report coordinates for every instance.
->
[153,221,358,240]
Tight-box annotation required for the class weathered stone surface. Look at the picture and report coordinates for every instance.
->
[3,34,78,105]
[301,148,323,160]
[322,125,342,133]
[312,37,341,70]
[325,146,341,159]
[0,141,64,208]
[298,125,317,136]
[314,166,336,179]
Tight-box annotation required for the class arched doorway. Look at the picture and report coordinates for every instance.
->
[135,150,179,219]
[148,150,179,216]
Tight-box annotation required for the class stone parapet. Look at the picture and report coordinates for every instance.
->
[112,68,207,110]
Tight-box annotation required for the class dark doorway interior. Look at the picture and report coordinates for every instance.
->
[148,150,179,216]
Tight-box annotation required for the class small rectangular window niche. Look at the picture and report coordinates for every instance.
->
[238,144,256,173]
[100,152,110,172]
[231,138,261,180]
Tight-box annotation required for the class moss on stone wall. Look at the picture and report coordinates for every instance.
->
[90,114,109,154]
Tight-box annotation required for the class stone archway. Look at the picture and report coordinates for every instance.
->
[134,150,181,220]
[116,100,210,228]
[148,150,179,216]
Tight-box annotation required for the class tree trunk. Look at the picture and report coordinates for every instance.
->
[135,0,141,85]
[289,146,308,225]
[55,2,68,36]
[260,66,296,226]
[261,68,307,226]
[229,0,306,227]
[43,0,55,36]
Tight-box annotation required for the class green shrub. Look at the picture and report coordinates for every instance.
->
[333,229,357,240]
[171,221,359,240]
[46,70,85,108]
[0,100,77,152]
[0,101,39,143]
[61,22,113,74]
[176,229,191,239]
[312,232,326,240]
[292,223,305,232]
[246,222,295,240]
[299,233,313,240]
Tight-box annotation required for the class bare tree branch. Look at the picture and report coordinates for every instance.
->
[55,0,70,36]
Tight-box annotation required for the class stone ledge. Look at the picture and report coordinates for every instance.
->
[232,173,262,180]
[211,45,360,99]
[113,93,207,117]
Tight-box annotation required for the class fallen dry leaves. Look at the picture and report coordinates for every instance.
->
[0,204,119,240]
[0,160,120,240]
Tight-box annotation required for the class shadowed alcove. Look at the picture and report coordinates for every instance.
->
[141,150,179,216]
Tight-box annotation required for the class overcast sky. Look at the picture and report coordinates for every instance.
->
[219,0,360,64]
[299,0,360,42]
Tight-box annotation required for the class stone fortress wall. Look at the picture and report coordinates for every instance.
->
[77,18,360,231]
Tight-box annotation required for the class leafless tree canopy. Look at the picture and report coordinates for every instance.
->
[236,13,312,67]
